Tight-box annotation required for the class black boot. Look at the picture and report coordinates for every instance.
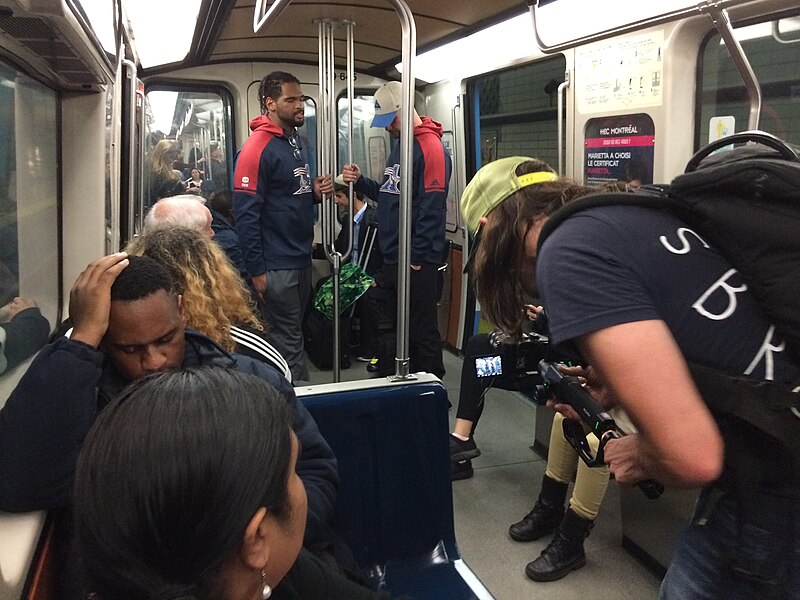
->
[525,509,595,582]
[508,475,568,542]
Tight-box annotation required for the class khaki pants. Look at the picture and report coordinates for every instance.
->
[545,412,610,520]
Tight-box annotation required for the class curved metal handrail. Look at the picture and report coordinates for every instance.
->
[528,0,757,55]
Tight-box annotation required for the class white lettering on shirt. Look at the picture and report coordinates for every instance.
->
[659,227,709,255]
[293,164,312,195]
[380,164,401,195]
[743,325,785,380]
[692,268,747,321]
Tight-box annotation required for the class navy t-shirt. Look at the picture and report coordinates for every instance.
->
[537,205,800,385]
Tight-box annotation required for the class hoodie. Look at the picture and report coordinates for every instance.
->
[354,117,452,265]
[233,115,316,275]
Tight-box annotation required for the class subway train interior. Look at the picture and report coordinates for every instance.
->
[1,0,799,598]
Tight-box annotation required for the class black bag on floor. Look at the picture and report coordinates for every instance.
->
[303,307,351,370]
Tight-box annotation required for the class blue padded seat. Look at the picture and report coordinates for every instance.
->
[299,375,492,599]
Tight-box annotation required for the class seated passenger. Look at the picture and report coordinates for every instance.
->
[0,255,339,595]
[449,312,610,582]
[126,226,290,381]
[74,367,403,600]
[507,413,610,582]
[143,194,215,238]
[185,167,204,194]
[318,177,383,362]
[0,296,50,375]
[207,190,248,279]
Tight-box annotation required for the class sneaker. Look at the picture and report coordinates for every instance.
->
[450,434,481,462]
[452,459,473,481]
[356,355,375,363]
[366,357,380,373]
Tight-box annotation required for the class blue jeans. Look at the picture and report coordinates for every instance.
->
[660,486,800,600]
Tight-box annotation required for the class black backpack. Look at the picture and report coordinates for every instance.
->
[537,130,800,483]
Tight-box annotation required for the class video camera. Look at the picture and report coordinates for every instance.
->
[472,328,550,390]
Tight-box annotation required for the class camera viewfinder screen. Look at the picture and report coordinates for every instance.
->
[475,355,503,378]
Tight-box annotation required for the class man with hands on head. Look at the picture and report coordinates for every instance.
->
[0,254,340,572]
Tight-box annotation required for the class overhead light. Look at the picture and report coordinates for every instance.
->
[400,14,541,84]
[125,0,202,68]
[147,91,178,135]
[253,0,292,34]
[78,0,116,56]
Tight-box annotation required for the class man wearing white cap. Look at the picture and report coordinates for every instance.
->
[342,81,451,378]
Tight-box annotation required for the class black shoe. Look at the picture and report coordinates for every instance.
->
[366,357,379,372]
[451,458,473,481]
[508,475,568,542]
[450,434,481,462]
[524,509,594,582]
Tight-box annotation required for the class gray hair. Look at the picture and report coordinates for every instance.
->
[144,195,209,232]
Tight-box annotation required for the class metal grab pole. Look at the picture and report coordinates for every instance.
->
[387,0,416,381]
[557,70,570,177]
[707,5,761,131]
[318,20,356,382]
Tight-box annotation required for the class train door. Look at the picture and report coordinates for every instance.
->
[462,56,567,338]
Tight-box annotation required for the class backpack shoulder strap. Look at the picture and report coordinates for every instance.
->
[536,188,674,255]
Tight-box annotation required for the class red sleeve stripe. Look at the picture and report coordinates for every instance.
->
[418,134,447,193]
[234,130,274,193]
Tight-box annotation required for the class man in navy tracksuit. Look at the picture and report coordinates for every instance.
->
[233,71,332,383]
[342,81,451,378]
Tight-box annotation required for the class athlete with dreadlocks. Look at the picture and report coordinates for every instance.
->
[233,71,333,383]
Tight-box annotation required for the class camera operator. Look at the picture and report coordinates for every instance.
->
[460,156,800,598]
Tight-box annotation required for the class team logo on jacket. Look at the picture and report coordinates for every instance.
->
[380,163,401,195]
[293,164,313,195]
[241,176,250,188]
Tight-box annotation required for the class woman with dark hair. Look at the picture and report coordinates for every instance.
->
[74,367,402,600]
[460,156,800,597]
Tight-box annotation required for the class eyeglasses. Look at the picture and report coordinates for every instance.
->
[288,134,302,161]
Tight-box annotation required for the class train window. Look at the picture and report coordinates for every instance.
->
[143,85,234,208]
[337,94,390,181]
[0,62,59,389]
[697,15,800,148]
[466,56,567,174]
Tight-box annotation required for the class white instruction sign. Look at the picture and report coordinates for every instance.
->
[577,30,664,114]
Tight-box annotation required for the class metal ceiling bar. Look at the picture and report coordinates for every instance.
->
[527,0,759,55]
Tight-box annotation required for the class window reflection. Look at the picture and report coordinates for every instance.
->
[144,88,233,208]
[0,63,57,386]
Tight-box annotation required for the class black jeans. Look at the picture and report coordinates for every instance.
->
[372,263,445,379]
[455,333,520,434]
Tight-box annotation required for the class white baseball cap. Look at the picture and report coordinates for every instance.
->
[371,81,403,128]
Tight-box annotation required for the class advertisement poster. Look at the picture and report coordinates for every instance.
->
[584,113,655,186]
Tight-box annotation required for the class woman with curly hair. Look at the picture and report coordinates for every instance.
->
[125,227,291,381]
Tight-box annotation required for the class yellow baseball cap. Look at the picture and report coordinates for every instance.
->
[460,157,557,234]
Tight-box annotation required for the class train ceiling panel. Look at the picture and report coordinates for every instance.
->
[183,0,526,79]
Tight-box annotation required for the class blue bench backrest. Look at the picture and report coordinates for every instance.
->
[298,376,492,599]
